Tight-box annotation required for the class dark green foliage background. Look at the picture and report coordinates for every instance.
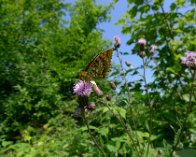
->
[0,0,195,156]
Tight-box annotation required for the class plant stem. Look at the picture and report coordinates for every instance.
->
[104,102,142,157]
[159,3,174,39]
[142,57,153,157]
[82,112,106,157]
[152,3,173,54]
[169,70,196,157]
[116,50,143,157]
[116,50,131,103]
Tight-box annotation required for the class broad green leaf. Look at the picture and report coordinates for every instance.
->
[176,149,196,157]
[113,107,126,119]
[97,127,109,137]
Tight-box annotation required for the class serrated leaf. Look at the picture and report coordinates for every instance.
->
[118,107,126,119]
[106,144,117,152]
[182,94,189,102]
[176,149,196,157]
[113,107,126,119]
[136,131,149,138]
[98,127,109,137]
[96,106,109,113]
[2,141,13,147]
[80,125,98,131]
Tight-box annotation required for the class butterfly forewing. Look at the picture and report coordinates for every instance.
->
[80,48,113,80]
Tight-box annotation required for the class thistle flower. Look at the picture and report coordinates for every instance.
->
[138,38,146,57]
[181,51,196,68]
[138,38,146,46]
[73,80,92,96]
[114,35,121,49]
[150,44,157,53]
[90,81,103,96]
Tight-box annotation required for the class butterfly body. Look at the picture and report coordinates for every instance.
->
[80,48,113,81]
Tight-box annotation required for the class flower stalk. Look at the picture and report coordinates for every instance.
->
[169,69,196,157]
[115,45,143,157]
[142,57,153,157]
[82,112,106,157]
[103,101,142,157]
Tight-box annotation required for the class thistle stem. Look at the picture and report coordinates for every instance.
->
[169,70,196,157]
[141,57,153,157]
[116,49,143,157]
[104,102,142,157]
[160,3,174,39]
[116,50,131,103]
[82,112,106,157]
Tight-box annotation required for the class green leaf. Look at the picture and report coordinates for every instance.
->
[136,131,149,138]
[176,149,196,157]
[113,107,126,119]
[80,125,98,132]
[182,94,189,102]
[118,107,126,119]
[98,127,109,137]
[106,144,117,152]
[1,141,13,147]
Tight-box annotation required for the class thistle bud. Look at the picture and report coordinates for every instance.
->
[110,81,116,90]
[106,94,112,101]
[114,35,121,49]
[77,96,89,107]
[150,44,157,54]
[138,38,146,57]
[125,61,131,67]
[156,150,162,157]
[73,107,83,118]
[90,81,103,97]
[88,102,96,110]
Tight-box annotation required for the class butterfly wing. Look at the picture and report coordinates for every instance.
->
[80,48,113,80]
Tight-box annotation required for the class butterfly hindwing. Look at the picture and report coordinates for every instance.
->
[80,48,113,80]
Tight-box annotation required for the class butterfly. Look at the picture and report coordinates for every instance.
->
[80,48,114,81]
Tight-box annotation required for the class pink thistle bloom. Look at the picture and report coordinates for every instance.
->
[90,81,103,97]
[114,35,121,48]
[150,44,157,53]
[73,80,92,96]
[138,38,146,46]
[181,51,196,68]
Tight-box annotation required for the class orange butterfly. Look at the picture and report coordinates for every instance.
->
[80,48,114,81]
